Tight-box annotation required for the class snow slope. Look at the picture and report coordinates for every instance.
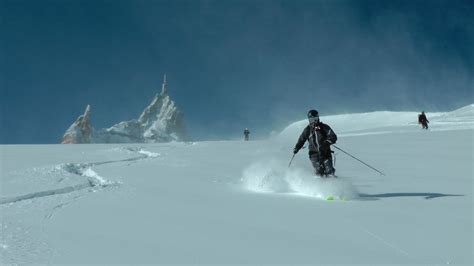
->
[278,104,474,141]
[1,105,473,265]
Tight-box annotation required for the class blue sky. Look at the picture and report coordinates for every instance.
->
[1,0,473,144]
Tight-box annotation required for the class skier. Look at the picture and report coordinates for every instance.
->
[243,128,250,141]
[293,109,338,177]
[418,111,429,129]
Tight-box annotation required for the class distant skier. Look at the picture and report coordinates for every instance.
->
[293,110,338,177]
[243,128,250,141]
[418,111,429,129]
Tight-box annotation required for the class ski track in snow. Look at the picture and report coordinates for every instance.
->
[0,147,160,205]
[0,147,161,264]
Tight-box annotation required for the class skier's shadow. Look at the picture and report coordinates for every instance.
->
[359,192,464,200]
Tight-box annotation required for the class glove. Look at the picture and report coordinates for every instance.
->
[293,147,299,154]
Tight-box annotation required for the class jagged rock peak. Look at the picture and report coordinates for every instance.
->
[61,105,93,144]
[138,93,164,126]
[61,75,188,144]
[140,93,187,142]
[138,74,170,125]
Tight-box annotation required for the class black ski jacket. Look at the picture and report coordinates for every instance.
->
[418,114,429,124]
[294,122,337,155]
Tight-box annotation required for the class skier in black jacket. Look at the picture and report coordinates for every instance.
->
[293,109,338,177]
[418,111,429,129]
[243,128,250,141]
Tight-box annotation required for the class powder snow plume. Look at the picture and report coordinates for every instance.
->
[241,160,359,200]
[241,159,289,193]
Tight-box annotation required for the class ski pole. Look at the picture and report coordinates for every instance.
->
[288,154,296,168]
[332,145,385,176]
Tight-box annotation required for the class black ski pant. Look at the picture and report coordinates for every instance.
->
[309,151,335,176]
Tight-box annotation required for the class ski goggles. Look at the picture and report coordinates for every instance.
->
[308,116,319,123]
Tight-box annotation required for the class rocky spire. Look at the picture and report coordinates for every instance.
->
[136,74,187,142]
[61,74,188,143]
[61,105,93,144]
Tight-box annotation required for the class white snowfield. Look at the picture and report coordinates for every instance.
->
[1,105,473,265]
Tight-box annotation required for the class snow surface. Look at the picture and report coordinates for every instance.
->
[1,105,473,265]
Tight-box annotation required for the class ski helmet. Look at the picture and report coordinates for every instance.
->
[307,109,319,123]
[307,110,319,118]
